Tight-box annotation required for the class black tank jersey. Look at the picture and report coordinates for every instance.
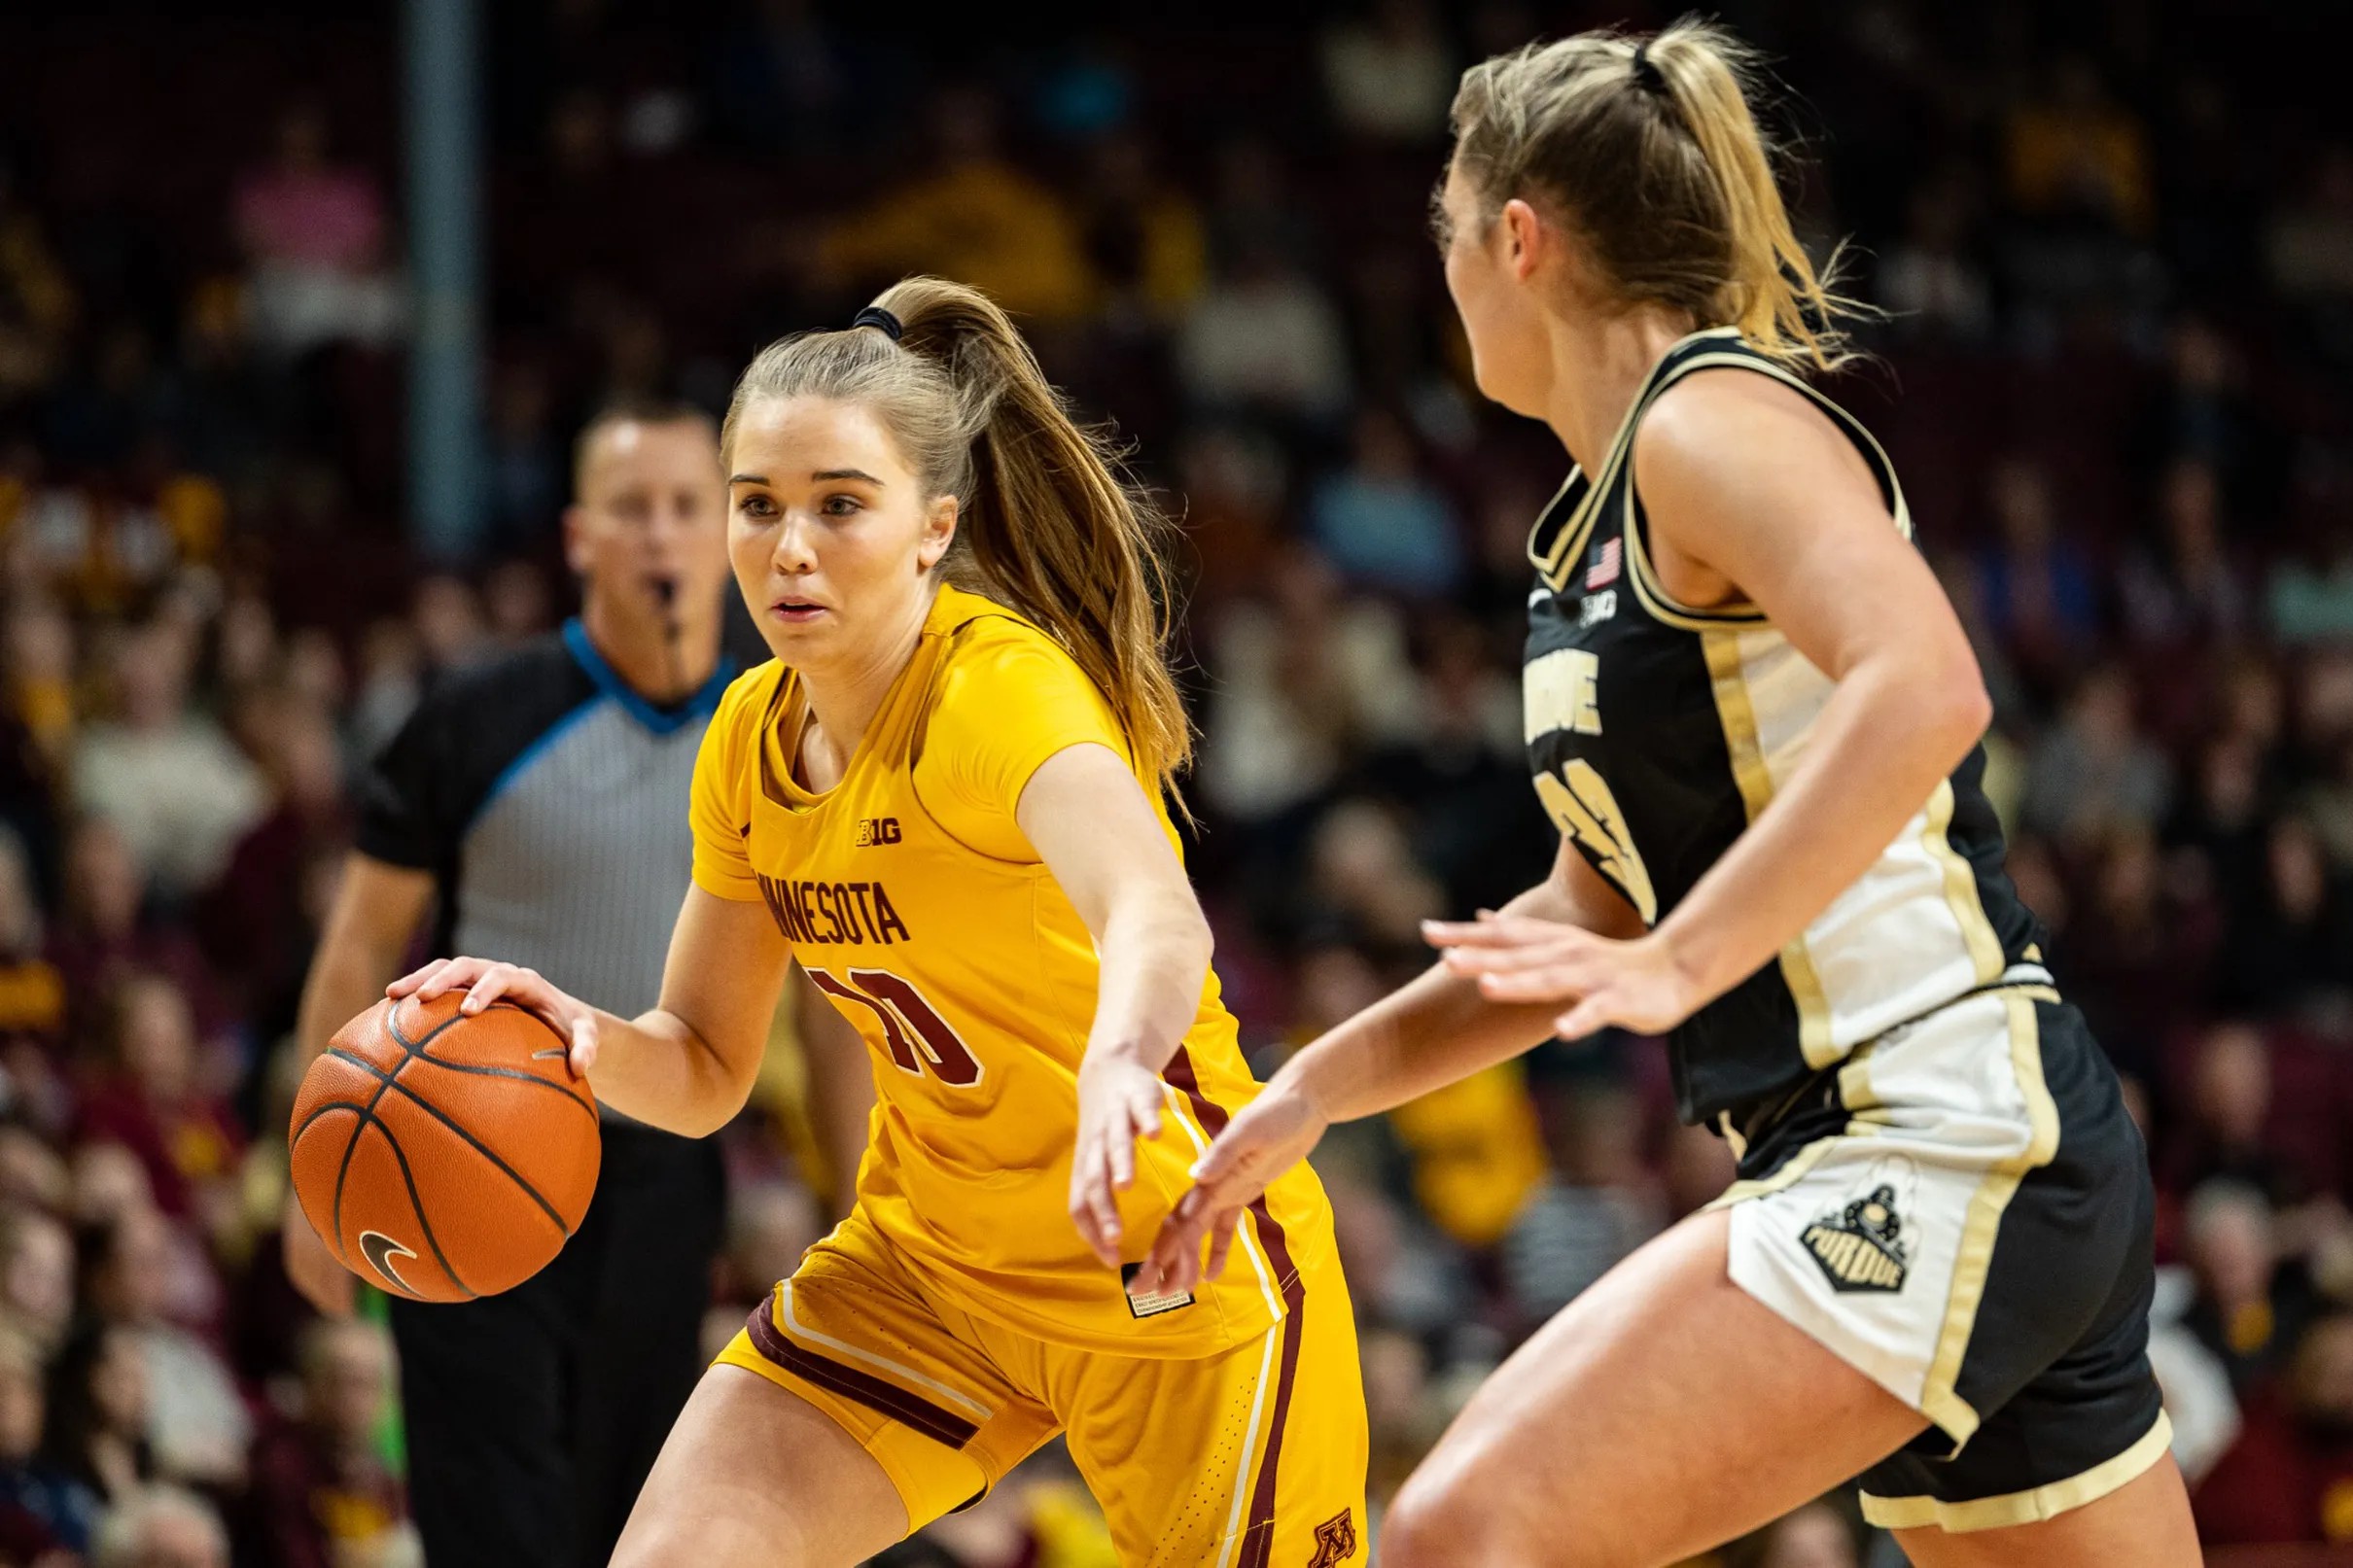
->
[1521,329,2048,1132]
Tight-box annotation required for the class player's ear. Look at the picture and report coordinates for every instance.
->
[561,505,592,576]
[918,494,958,573]
[1501,197,1545,281]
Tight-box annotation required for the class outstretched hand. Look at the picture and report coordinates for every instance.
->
[1422,913,1706,1040]
[1139,1078,1328,1299]
[388,956,603,1077]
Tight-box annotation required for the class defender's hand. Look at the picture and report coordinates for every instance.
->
[1141,1077,1327,1299]
[1424,914,1707,1039]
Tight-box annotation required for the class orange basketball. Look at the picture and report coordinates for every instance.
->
[289,992,601,1302]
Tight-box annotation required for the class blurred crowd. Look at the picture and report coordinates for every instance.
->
[4,1,2352,1565]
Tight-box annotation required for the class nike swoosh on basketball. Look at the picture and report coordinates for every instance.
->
[359,1230,418,1292]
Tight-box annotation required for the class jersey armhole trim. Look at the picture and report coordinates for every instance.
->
[1621,351,1913,631]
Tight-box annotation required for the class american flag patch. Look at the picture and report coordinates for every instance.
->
[1586,538,1622,589]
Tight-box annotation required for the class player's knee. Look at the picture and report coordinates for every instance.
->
[1385,1452,1631,1568]
[1382,1467,1529,1568]
[609,1518,700,1568]
[610,1514,824,1568]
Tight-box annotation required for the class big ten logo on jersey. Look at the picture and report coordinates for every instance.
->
[807,967,982,1087]
[755,872,912,946]
[855,817,901,846]
[1524,648,1657,923]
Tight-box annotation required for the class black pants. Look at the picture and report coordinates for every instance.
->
[390,1123,726,1568]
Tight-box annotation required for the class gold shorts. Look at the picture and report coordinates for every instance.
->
[717,1205,1368,1568]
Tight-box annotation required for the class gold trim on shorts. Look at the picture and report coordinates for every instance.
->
[1858,1411,2173,1534]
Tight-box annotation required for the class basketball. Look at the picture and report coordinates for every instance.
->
[288,992,601,1303]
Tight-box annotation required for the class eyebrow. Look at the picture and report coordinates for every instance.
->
[726,469,886,486]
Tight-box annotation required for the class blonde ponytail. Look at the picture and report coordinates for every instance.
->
[1450,17,1863,370]
[720,278,1192,794]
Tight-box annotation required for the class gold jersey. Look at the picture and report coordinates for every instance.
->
[690,584,1332,1358]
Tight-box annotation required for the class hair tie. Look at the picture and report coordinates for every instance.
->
[1631,41,1668,94]
[851,305,903,342]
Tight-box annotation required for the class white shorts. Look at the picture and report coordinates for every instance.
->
[1712,988,2170,1532]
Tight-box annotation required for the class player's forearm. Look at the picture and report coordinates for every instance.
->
[1279,876,1577,1124]
[1656,648,1990,1006]
[586,1009,756,1138]
[1282,958,1562,1125]
[298,854,437,1063]
[1084,896,1214,1078]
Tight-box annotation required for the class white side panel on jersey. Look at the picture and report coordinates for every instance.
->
[1726,627,1998,1056]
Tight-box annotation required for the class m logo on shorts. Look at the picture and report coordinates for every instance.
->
[1307,1509,1357,1567]
[1801,1181,1911,1293]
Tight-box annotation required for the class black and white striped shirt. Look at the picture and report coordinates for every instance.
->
[356,620,733,1022]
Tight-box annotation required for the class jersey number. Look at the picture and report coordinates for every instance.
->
[807,968,984,1087]
[1533,761,1659,924]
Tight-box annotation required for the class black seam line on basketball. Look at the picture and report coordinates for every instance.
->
[322,1048,574,1238]
[405,1055,598,1125]
[384,1000,470,1056]
[366,1115,477,1300]
[396,998,588,1112]
[328,1066,409,1272]
[291,1098,373,1146]
[411,996,568,1057]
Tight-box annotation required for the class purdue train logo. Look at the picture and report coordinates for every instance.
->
[1800,1163,1915,1293]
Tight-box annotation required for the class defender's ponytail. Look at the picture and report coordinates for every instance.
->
[1449,17,1862,370]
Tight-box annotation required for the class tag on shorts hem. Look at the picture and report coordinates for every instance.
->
[1120,1263,1195,1318]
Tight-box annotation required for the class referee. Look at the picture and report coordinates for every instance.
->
[284,401,799,1568]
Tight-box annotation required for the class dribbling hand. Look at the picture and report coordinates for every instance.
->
[1139,1078,1328,1299]
[388,957,603,1077]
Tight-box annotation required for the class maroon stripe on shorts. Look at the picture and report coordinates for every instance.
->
[744,1298,979,1449]
[1165,1049,1309,1568]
